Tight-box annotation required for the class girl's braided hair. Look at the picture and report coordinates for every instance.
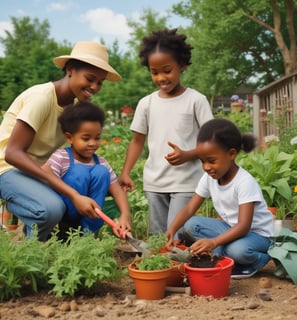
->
[139,28,193,68]
[198,118,257,153]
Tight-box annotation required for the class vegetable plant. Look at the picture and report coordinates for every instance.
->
[238,145,296,208]
[146,233,167,254]
[0,228,122,301]
[136,254,172,271]
[0,227,49,301]
[99,124,149,239]
[47,229,121,297]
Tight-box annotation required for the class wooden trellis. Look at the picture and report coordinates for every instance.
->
[253,72,297,148]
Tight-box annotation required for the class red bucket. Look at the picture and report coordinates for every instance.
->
[184,256,234,298]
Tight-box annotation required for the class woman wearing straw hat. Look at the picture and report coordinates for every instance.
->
[0,41,129,241]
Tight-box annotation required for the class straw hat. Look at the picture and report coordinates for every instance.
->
[53,41,121,82]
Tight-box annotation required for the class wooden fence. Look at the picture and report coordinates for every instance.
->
[253,71,297,147]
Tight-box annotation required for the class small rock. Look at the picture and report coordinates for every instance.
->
[59,301,70,312]
[230,305,245,311]
[33,306,55,318]
[247,302,260,309]
[94,306,105,317]
[121,296,133,307]
[257,288,272,301]
[70,300,79,311]
[259,277,272,289]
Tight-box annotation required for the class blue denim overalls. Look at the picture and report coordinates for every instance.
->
[61,147,110,232]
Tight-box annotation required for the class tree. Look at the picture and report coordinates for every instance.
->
[0,17,71,110]
[242,0,297,75]
[173,0,297,97]
[93,8,169,111]
[93,40,154,112]
[127,8,169,58]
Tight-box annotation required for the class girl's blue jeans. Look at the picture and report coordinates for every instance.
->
[0,169,65,241]
[184,216,271,270]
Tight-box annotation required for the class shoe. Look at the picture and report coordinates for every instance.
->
[231,265,258,279]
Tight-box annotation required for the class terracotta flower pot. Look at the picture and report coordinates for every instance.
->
[128,263,171,300]
[0,210,18,230]
[167,260,185,287]
[268,207,277,216]
[158,245,187,287]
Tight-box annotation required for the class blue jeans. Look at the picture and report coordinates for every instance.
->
[0,169,65,241]
[184,216,271,270]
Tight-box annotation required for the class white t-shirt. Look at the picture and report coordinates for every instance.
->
[196,167,274,237]
[130,88,213,192]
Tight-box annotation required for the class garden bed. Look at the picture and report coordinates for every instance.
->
[1,230,297,320]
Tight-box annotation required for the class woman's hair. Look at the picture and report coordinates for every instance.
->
[198,118,257,153]
[59,101,105,134]
[62,59,96,74]
[139,28,193,68]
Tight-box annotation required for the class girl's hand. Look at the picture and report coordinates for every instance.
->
[165,141,187,165]
[114,216,131,239]
[165,229,175,249]
[190,238,217,255]
[72,195,100,219]
[118,173,135,192]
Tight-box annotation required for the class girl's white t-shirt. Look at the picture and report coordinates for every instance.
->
[196,167,274,237]
[130,88,213,192]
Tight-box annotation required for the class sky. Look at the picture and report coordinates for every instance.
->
[0,0,190,56]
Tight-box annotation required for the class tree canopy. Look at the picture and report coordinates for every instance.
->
[0,1,296,111]
[0,17,71,110]
[173,0,297,97]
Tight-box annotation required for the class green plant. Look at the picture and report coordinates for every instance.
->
[286,188,297,218]
[0,227,123,301]
[146,233,167,254]
[197,198,218,218]
[238,145,295,208]
[215,110,253,134]
[0,227,49,301]
[99,124,149,239]
[136,254,172,271]
[47,229,121,297]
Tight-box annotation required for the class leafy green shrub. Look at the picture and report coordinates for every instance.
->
[0,228,122,301]
[215,110,253,133]
[0,229,49,301]
[238,145,296,208]
[47,229,121,297]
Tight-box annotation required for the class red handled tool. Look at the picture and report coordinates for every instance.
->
[95,208,149,256]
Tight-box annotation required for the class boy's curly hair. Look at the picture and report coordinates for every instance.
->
[59,101,105,134]
[139,28,193,68]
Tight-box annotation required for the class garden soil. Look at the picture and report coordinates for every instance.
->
[1,230,297,320]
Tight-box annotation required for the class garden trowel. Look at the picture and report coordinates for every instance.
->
[95,208,150,257]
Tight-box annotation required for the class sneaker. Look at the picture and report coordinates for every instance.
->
[231,265,258,279]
